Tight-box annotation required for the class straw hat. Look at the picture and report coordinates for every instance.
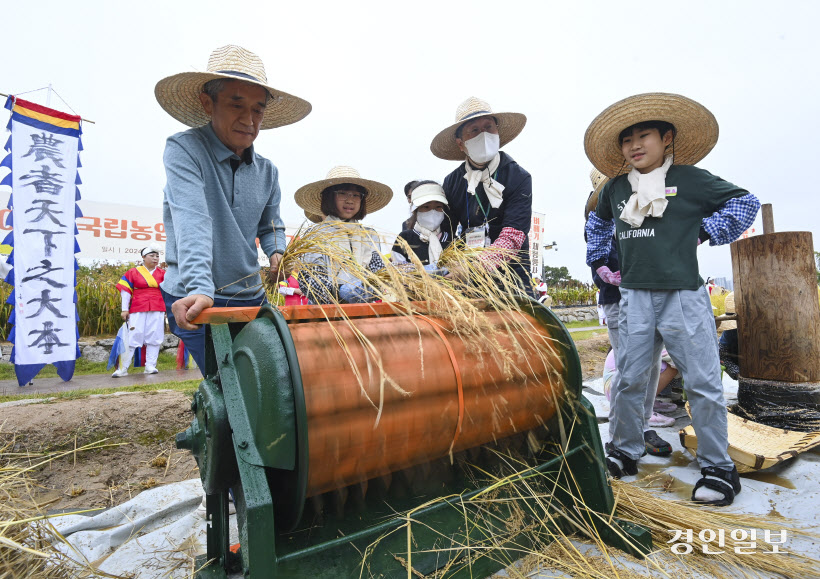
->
[411,182,448,210]
[584,93,719,178]
[304,210,324,223]
[294,166,393,215]
[718,291,737,331]
[585,168,610,217]
[155,45,312,130]
[430,97,527,161]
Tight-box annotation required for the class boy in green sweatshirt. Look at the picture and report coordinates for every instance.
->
[584,93,760,506]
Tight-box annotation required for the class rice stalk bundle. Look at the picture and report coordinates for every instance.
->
[611,475,820,578]
[361,447,820,579]
[278,223,566,428]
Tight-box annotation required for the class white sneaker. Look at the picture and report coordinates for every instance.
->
[144,365,159,375]
[111,367,129,378]
[648,412,676,428]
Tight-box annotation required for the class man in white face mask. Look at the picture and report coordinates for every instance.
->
[430,97,534,296]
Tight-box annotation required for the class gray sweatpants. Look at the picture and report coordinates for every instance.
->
[611,287,732,469]
[602,302,657,438]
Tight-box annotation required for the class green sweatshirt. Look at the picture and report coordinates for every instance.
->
[596,165,749,290]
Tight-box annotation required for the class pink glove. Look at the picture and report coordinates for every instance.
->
[597,265,621,286]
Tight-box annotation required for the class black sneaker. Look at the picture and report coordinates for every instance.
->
[605,448,638,478]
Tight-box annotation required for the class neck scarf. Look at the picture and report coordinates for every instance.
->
[463,153,504,209]
[620,156,673,228]
[413,222,443,265]
[323,215,378,282]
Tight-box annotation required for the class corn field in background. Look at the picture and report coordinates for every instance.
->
[546,284,598,307]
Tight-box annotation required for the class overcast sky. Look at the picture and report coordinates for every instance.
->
[2,0,818,283]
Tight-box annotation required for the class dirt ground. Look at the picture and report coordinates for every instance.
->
[575,333,611,380]
[0,391,198,511]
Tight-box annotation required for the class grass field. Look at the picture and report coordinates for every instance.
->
[0,379,200,404]
[562,319,603,329]
[570,329,608,341]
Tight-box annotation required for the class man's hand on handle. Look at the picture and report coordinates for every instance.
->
[172,294,215,330]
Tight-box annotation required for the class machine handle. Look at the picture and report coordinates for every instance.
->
[190,307,261,325]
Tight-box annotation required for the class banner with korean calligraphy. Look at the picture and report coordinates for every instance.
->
[1,96,81,386]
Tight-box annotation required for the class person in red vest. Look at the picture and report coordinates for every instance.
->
[278,270,308,306]
[113,246,166,376]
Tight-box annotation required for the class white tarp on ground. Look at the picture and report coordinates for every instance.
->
[50,478,218,578]
[49,375,820,578]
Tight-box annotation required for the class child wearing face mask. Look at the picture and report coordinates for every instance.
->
[391,181,452,271]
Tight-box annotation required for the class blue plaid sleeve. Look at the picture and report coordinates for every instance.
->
[585,213,615,266]
[702,193,761,246]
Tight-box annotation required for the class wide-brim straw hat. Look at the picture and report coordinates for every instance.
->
[304,210,324,223]
[155,45,312,130]
[294,166,393,215]
[430,97,527,161]
[718,291,737,331]
[585,168,610,217]
[584,92,719,178]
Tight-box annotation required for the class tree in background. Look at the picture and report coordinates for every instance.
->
[540,265,576,286]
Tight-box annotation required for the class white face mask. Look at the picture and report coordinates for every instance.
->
[463,132,500,164]
[416,210,445,231]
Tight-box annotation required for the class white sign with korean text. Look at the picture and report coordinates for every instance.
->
[529,211,545,275]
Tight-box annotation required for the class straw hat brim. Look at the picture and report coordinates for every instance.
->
[584,178,610,217]
[304,210,324,224]
[584,93,718,178]
[430,112,527,161]
[155,72,312,130]
[294,176,393,215]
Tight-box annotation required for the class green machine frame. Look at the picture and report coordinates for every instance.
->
[176,300,651,578]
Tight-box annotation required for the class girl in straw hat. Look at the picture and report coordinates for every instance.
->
[431,97,534,296]
[584,92,760,506]
[294,166,393,305]
[391,181,452,271]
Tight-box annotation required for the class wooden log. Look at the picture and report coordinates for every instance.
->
[730,231,820,382]
[762,204,775,234]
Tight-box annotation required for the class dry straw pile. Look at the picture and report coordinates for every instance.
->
[0,429,127,578]
[363,448,820,579]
